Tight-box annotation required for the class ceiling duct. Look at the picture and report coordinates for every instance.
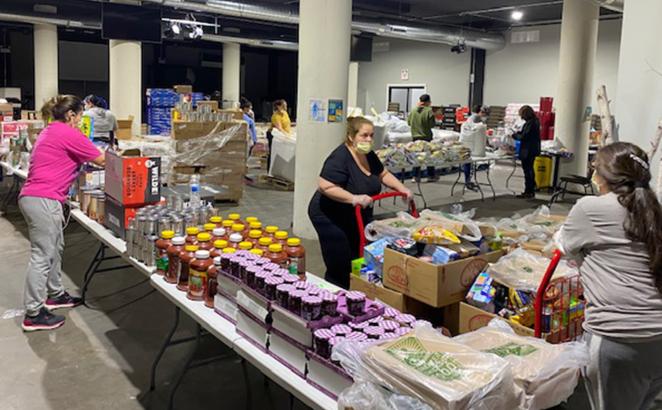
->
[0,12,99,29]
[202,33,297,51]
[591,0,624,13]
[143,0,506,50]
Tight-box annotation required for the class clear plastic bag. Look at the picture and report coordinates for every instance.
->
[419,209,482,242]
[486,248,577,291]
[333,324,517,410]
[454,319,589,410]
[337,381,433,410]
[364,211,419,242]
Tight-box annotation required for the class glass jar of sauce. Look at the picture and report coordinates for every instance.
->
[187,250,213,301]
[211,240,228,258]
[185,227,200,245]
[227,213,243,226]
[274,231,289,246]
[228,233,243,249]
[238,241,253,251]
[211,227,227,243]
[285,238,306,280]
[177,245,199,292]
[155,230,175,276]
[264,225,279,238]
[203,223,216,234]
[205,256,221,308]
[256,237,272,253]
[196,232,213,252]
[165,236,185,284]
[266,243,288,268]
[246,230,262,247]
[209,215,223,228]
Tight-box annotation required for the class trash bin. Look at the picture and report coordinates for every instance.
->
[534,156,552,189]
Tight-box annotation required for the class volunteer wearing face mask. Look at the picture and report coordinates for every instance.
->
[308,117,412,289]
[556,142,662,410]
[20,95,105,331]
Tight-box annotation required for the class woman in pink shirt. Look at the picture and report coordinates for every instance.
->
[19,95,105,331]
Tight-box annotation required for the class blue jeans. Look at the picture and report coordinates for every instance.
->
[463,164,472,183]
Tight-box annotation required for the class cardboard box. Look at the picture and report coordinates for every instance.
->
[383,248,505,308]
[174,85,193,94]
[104,150,161,206]
[0,103,13,121]
[458,302,534,337]
[104,196,140,239]
[115,117,134,140]
[220,108,244,121]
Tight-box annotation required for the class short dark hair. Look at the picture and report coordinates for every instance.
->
[472,105,482,114]
[84,94,108,109]
[419,94,431,104]
[240,97,252,110]
[519,105,536,121]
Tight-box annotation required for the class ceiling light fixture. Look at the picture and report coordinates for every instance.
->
[511,10,524,21]
[171,22,180,34]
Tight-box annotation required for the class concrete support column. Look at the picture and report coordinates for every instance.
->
[554,0,599,176]
[222,42,241,108]
[109,40,141,136]
[348,62,359,109]
[33,24,58,110]
[293,0,352,238]
[614,0,662,193]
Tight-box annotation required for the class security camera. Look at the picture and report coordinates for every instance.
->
[451,42,466,54]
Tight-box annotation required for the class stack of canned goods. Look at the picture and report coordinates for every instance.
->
[126,201,217,266]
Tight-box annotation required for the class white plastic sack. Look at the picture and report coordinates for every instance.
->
[460,120,487,157]
[333,324,517,410]
[454,319,589,410]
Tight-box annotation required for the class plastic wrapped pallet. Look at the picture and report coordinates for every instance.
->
[268,128,296,182]
[170,120,248,202]
[454,319,588,410]
[334,324,517,410]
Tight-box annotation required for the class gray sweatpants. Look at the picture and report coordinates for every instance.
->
[19,196,65,316]
[584,332,662,410]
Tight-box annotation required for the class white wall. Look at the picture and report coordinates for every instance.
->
[484,19,622,107]
[357,38,471,112]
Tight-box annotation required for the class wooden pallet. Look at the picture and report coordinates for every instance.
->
[257,174,294,191]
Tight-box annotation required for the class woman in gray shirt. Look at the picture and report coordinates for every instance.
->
[558,142,662,410]
[83,95,117,146]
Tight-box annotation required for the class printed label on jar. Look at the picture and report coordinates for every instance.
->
[189,270,207,294]
[156,254,169,272]
[168,259,181,277]
[288,258,299,275]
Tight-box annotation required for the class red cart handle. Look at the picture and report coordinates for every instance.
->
[534,249,563,338]
[355,191,418,258]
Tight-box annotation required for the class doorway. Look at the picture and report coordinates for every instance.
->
[386,84,426,114]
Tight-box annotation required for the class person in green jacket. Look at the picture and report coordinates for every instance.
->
[407,94,438,182]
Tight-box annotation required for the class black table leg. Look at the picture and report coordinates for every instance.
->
[551,155,561,192]
[150,306,181,391]
[168,323,203,410]
[80,243,131,305]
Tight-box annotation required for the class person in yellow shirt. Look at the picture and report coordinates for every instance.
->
[267,99,292,168]
[271,99,292,134]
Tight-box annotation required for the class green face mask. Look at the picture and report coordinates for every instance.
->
[356,141,373,154]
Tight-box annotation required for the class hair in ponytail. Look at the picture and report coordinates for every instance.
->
[594,142,662,291]
[41,95,84,123]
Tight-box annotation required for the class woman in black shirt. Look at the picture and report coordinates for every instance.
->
[308,117,412,289]
[513,105,541,198]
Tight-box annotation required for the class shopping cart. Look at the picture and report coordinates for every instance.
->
[355,191,418,258]
[534,249,584,342]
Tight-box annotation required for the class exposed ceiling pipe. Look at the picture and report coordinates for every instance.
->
[142,0,506,50]
[0,12,100,29]
[202,33,297,51]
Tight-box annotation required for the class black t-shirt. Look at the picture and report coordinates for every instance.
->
[309,144,384,230]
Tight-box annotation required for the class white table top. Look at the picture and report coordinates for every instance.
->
[0,161,28,180]
[69,207,155,277]
[150,276,239,347]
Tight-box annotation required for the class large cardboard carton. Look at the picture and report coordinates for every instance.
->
[104,196,140,239]
[115,117,134,140]
[174,84,193,94]
[104,150,161,206]
[458,302,534,337]
[383,248,505,307]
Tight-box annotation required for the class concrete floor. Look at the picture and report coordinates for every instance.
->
[0,161,645,410]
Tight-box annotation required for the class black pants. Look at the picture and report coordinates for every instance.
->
[521,156,536,194]
[266,131,274,170]
[413,166,437,180]
[308,202,360,290]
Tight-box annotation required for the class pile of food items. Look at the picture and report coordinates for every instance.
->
[376,140,472,171]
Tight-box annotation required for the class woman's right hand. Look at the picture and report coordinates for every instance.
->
[352,194,373,209]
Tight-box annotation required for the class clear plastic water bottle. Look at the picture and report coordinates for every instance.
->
[189,174,201,209]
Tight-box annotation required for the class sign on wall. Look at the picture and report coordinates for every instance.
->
[327,99,344,123]
[400,68,409,81]
[309,99,326,123]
